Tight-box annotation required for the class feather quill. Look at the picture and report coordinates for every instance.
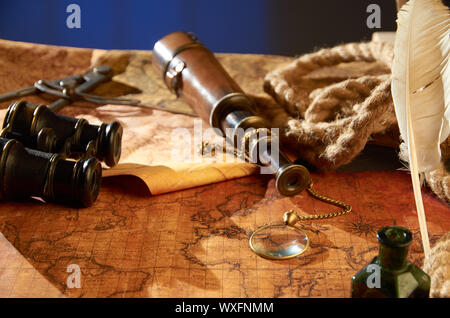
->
[392,0,449,258]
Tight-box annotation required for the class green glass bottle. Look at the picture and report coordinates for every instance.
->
[351,226,430,298]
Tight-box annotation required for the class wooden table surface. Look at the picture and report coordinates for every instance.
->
[0,39,448,298]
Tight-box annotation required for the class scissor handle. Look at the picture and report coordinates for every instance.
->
[0,86,38,103]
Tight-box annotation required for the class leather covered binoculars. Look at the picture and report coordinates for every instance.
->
[1,101,122,167]
[0,100,124,207]
[0,137,102,207]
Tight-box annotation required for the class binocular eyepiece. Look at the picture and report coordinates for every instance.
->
[0,100,125,207]
[1,101,122,167]
[0,137,102,207]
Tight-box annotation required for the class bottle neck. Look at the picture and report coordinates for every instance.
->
[379,244,409,270]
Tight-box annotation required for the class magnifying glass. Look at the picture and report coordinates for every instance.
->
[249,185,352,260]
[249,223,309,260]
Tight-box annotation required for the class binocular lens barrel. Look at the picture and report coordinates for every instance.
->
[0,137,102,207]
[2,101,122,167]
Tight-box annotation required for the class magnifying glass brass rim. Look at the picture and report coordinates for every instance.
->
[249,223,310,260]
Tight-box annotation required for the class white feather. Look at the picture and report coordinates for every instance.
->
[391,0,449,258]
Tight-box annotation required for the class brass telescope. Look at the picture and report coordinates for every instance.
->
[152,31,311,196]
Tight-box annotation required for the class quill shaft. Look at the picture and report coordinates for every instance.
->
[405,1,431,259]
[391,0,449,259]
[407,108,431,257]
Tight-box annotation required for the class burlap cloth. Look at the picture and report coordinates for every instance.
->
[424,232,450,297]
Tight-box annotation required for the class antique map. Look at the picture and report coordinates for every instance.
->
[0,39,448,298]
[0,171,448,297]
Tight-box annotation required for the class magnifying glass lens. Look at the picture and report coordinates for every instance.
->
[249,224,309,260]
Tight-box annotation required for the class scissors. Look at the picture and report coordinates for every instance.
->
[0,65,139,111]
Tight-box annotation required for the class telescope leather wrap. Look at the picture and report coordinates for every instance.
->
[152,31,255,129]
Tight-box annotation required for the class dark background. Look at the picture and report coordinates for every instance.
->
[0,0,448,56]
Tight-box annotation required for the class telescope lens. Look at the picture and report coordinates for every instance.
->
[276,165,311,196]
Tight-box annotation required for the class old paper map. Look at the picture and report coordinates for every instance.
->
[0,171,448,297]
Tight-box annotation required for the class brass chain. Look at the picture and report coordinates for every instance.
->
[199,129,352,221]
[240,127,272,147]
[288,183,352,221]
[238,127,272,160]
[199,127,272,159]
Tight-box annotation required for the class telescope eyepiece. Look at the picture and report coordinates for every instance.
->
[275,164,311,197]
